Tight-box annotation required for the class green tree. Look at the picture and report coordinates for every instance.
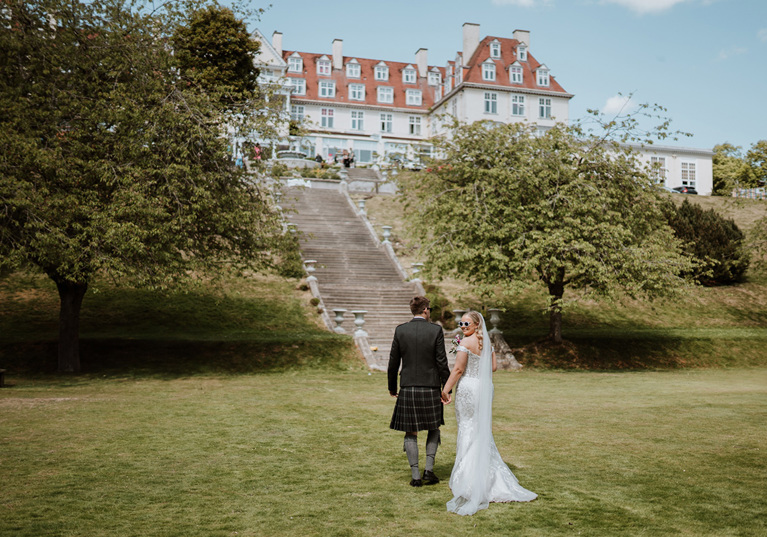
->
[744,140,767,187]
[172,4,259,105]
[399,121,694,343]
[0,0,290,372]
[712,143,748,195]
[663,199,749,284]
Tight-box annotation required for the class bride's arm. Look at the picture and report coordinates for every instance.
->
[492,349,497,372]
[441,351,467,402]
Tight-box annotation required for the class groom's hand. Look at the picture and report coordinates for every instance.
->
[390,391,398,398]
[441,391,452,405]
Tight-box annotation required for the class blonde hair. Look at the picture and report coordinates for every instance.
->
[466,311,484,353]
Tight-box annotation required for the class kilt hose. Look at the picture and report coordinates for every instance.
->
[390,386,444,432]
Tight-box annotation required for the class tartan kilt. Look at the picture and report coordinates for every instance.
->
[390,386,444,432]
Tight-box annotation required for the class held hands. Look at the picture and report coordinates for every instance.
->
[441,390,452,405]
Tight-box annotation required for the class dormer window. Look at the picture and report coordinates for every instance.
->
[536,66,550,87]
[346,60,360,78]
[482,60,496,81]
[510,62,523,84]
[375,62,389,81]
[490,40,501,59]
[517,43,528,62]
[428,70,441,86]
[377,86,393,103]
[406,89,422,106]
[288,54,303,73]
[403,66,416,84]
[317,56,331,76]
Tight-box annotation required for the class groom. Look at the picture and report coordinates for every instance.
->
[388,296,451,487]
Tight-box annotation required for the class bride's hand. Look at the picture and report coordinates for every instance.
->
[441,391,452,405]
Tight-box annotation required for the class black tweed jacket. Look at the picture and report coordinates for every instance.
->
[388,318,450,395]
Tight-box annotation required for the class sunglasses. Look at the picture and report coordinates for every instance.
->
[458,321,473,327]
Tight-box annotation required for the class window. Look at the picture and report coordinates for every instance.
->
[288,56,303,73]
[346,61,360,78]
[511,94,525,116]
[510,64,523,84]
[484,92,498,114]
[380,113,393,133]
[428,71,441,86]
[539,97,551,119]
[537,68,550,87]
[289,77,306,95]
[406,89,422,106]
[490,41,501,59]
[651,156,667,182]
[317,58,331,76]
[319,80,336,98]
[351,110,364,131]
[403,68,416,84]
[321,108,334,128]
[375,64,389,81]
[349,83,365,101]
[377,86,393,103]
[517,44,527,61]
[290,105,304,122]
[482,61,496,81]
[681,162,696,186]
[409,116,421,136]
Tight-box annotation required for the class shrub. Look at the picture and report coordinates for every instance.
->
[423,283,454,328]
[663,199,750,285]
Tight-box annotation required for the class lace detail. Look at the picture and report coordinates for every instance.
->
[456,346,482,379]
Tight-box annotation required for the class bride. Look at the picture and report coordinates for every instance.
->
[440,311,537,515]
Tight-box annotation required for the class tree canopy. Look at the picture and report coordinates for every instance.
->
[712,140,767,195]
[172,4,260,105]
[398,121,694,342]
[0,0,289,372]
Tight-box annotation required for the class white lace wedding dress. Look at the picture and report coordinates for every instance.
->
[447,338,537,516]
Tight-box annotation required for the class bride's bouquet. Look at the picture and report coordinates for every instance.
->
[449,334,462,355]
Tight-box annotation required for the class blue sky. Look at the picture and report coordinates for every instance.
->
[240,0,766,152]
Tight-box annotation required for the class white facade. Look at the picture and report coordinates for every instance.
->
[251,25,714,194]
[631,144,714,195]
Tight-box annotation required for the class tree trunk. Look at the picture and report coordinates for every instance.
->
[55,280,88,373]
[547,279,564,344]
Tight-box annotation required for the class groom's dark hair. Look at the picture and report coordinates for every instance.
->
[410,296,430,316]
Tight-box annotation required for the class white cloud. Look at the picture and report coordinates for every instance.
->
[491,0,551,7]
[716,46,747,61]
[600,0,689,15]
[602,94,636,116]
[758,28,767,42]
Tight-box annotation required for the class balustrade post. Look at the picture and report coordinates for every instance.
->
[351,310,368,338]
[381,225,392,244]
[304,259,317,282]
[410,262,424,281]
[357,198,367,216]
[487,308,503,335]
[332,308,347,334]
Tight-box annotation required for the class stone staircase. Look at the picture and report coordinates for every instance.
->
[285,187,419,370]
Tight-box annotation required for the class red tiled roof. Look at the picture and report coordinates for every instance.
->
[461,36,569,94]
[283,51,445,111]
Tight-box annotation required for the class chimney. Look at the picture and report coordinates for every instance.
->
[332,39,343,70]
[415,48,428,78]
[513,29,530,50]
[272,31,283,57]
[462,23,480,63]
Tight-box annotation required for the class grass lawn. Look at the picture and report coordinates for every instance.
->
[2,368,765,537]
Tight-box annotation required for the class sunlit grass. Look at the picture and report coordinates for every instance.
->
[2,368,765,536]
